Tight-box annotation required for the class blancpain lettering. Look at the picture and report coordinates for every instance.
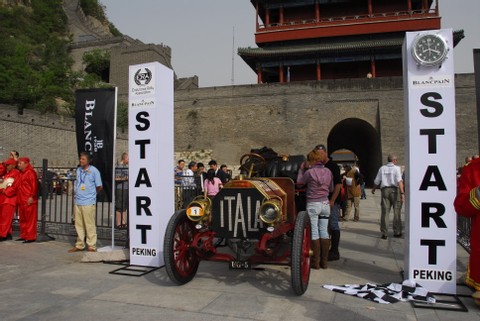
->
[131,100,155,108]
[83,99,95,152]
[412,79,450,85]
[82,99,104,153]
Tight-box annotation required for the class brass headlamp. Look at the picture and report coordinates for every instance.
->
[259,196,283,224]
[186,196,212,222]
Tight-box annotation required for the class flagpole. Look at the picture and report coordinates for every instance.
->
[111,87,118,250]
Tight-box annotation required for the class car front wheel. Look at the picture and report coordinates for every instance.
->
[291,210,311,295]
[163,209,200,284]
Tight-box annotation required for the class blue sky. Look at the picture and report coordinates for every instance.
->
[100,0,479,87]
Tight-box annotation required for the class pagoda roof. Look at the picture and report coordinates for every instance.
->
[238,30,464,60]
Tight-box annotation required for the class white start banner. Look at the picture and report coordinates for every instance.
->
[403,29,457,294]
[128,62,174,267]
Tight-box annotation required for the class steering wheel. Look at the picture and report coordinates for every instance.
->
[239,153,267,177]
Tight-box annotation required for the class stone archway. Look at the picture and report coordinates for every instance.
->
[327,118,382,186]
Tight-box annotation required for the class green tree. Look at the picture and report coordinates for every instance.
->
[0,0,120,115]
[0,1,72,114]
[80,0,106,21]
[116,100,128,130]
[79,0,121,36]
[83,49,110,82]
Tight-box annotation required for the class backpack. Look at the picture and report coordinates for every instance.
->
[355,171,364,186]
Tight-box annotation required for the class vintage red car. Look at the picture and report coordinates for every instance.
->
[163,152,311,295]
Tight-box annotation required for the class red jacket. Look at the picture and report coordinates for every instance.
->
[455,158,480,217]
[1,168,20,206]
[16,164,38,205]
[454,157,480,290]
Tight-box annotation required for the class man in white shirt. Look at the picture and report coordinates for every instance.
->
[182,161,197,206]
[371,154,405,240]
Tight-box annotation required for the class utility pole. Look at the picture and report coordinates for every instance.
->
[231,26,235,86]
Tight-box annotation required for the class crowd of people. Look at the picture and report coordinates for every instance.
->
[1,146,478,305]
[173,148,397,272]
[296,144,372,269]
[294,145,407,271]
[0,150,39,243]
[174,158,231,205]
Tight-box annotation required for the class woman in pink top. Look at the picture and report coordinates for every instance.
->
[297,149,333,269]
[204,169,223,198]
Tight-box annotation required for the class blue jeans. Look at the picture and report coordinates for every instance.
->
[328,203,340,232]
[361,182,366,199]
[307,201,331,240]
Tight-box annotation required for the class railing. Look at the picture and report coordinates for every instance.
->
[29,169,471,252]
[31,169,203,243]
[457,216,471,253]
[35,173,123,244]
[258,9,437,30]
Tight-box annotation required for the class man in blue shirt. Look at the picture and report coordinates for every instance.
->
[69,152,103,253]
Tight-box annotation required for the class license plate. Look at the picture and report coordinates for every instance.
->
[229,260,250,269]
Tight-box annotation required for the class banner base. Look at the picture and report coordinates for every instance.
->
[410,292,469,312]
[108,263,162,277]
[98,245,125,252]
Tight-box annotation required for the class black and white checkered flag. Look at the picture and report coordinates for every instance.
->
[323,279,436,304]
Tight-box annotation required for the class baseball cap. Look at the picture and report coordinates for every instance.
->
[4,158,17,166]
[315,144,327,151]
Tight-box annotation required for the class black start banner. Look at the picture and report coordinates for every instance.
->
[75,88,116,202]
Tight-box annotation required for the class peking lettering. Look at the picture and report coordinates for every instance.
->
[418,92,447,265]
[134,111,152,243]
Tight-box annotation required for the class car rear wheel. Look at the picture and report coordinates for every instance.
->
[164,210,200,284]
[291,210,311,295]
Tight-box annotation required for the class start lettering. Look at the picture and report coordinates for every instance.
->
[417,91,448,269]
[133,112,154,244]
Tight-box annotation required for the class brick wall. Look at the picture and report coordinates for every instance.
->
[0,74,477,178]
[0,104,128,167]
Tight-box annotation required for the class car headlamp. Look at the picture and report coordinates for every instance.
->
[186,196,211,222]
[259,198,282,224]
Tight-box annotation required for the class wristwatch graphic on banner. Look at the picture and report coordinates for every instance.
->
[411,33,449,67]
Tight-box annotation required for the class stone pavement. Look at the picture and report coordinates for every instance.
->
[0,190,479,321]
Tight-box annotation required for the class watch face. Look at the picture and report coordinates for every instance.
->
[412,34,448,67]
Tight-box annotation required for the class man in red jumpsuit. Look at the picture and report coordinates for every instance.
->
[0,158,20,241]
[16,157,38,243]
[454,156,480,306]
[0,162,6,215]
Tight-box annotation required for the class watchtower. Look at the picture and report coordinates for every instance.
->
[239,0,464,83]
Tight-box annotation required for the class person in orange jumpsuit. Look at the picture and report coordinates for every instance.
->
[454,156,480,305]
[16,157,38,243]
[0,158,20,241]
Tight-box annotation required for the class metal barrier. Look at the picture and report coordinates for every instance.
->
[457,216,471,253]
[32,170,472,252]
[174,184,203,211]
[32,169,203,243]
[35,175,125,243]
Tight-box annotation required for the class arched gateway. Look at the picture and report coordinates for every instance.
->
[327,118,382,186]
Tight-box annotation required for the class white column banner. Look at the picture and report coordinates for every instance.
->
[403,29,456,294]
[128,62,174,267]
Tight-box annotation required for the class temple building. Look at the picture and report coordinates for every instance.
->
[238,0,464,83]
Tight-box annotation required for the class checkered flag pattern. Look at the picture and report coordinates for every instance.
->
[323,279,436,304]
